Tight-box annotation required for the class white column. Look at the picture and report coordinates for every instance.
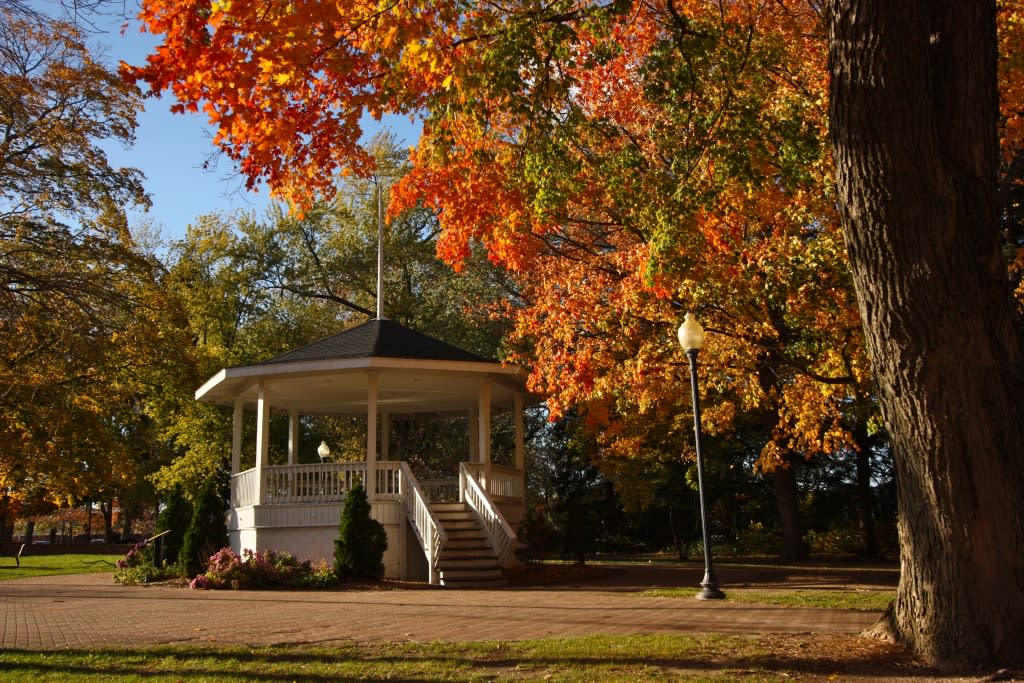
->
[231,398,243,475]
[287,410,299,465]
[366,372,378,503]
[478,379,492,490]
[255,382,270,505]
[514,392,525,471]
[231,398,243,507]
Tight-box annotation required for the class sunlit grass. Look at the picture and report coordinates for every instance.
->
[0,633,908,682]
[640,587,894,611]
[0,553,121,581]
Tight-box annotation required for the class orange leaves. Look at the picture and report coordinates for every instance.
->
[124,0,470,210]
[999,0,1024,161]
[123,0,876,474]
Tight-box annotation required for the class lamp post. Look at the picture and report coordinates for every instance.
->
[317,441,331,462]
[678,312,725,600]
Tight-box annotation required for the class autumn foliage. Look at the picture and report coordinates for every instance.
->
[123,1,1023,485]
[125,2,853,479]
[0,9,194,521]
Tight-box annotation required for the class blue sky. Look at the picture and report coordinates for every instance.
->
[91,16,420,242]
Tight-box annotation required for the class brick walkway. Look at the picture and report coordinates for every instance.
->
[0,563,892,650]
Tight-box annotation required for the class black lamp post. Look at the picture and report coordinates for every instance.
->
[678,313,725,600]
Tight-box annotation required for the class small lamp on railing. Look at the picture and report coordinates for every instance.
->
[317,441,331,462]
[678,312,725,600]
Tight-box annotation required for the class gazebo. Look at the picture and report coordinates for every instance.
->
[195,318,532,585]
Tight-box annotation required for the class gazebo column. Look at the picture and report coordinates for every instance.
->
[231,398,243,475]
[231,398,243,507]
[478,379,492,490]
[287,410,299,465]
[255,382,270,506]
[366,372,378,502]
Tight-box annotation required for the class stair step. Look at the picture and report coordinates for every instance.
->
[439,567,505,581]
[436,512,475,521]
[432,503,469,513]
[439,559,501,571]
[440,548,495,559]
[441,577,509,588]
[444,528,487,540]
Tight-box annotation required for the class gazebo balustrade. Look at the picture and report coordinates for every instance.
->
[231,460,521,508]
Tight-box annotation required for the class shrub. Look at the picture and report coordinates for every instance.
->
[736,522,782,555]
[805,525,862,555]
[156,486,191,568]
[113,539,179,585]
[179,478,229,577]
[334,484,387,580]
[196,546,246,589]
[190,547,336,590]
[515,504,558,563]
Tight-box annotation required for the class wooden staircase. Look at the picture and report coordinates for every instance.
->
[432,502,507,587]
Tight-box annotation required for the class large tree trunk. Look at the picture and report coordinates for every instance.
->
[829,0,1024,670]
[774,460,808,562]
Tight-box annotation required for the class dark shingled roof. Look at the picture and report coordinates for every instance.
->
[258,318,493,365]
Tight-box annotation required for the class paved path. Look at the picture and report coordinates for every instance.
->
[0,564,891,650]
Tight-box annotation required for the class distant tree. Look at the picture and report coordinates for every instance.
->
[0,6,194,521]
[333,484,387,580]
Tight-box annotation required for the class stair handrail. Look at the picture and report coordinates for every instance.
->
[459,462,517,565]
[398,461,448,585]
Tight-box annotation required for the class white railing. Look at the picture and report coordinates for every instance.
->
[232,468,258,507]
[398,462,447,584]
[464,463,525,501]
[460,463,517,565]
[265,462,367,504]
[232,463,367,507]
[375,461,402,499]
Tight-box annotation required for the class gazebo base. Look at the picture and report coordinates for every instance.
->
[228,500,419,580]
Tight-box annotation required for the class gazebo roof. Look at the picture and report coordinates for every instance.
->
[260,318,491,365]
[195,318,531,415]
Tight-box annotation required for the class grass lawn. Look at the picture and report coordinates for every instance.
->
[0,633,939,682]
[0,553,121,581]
[1,557,956,680]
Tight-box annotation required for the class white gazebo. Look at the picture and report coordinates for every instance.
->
[195,318,533,585]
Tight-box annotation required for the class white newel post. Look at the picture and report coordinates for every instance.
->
[366,372,378,503]
[255,382,270,505]
[479,379,492,492]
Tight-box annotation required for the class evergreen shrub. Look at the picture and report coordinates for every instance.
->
[333,483,387,580]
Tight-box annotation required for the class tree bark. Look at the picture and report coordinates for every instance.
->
[829,0,1024,669]
[774,461,809,562]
